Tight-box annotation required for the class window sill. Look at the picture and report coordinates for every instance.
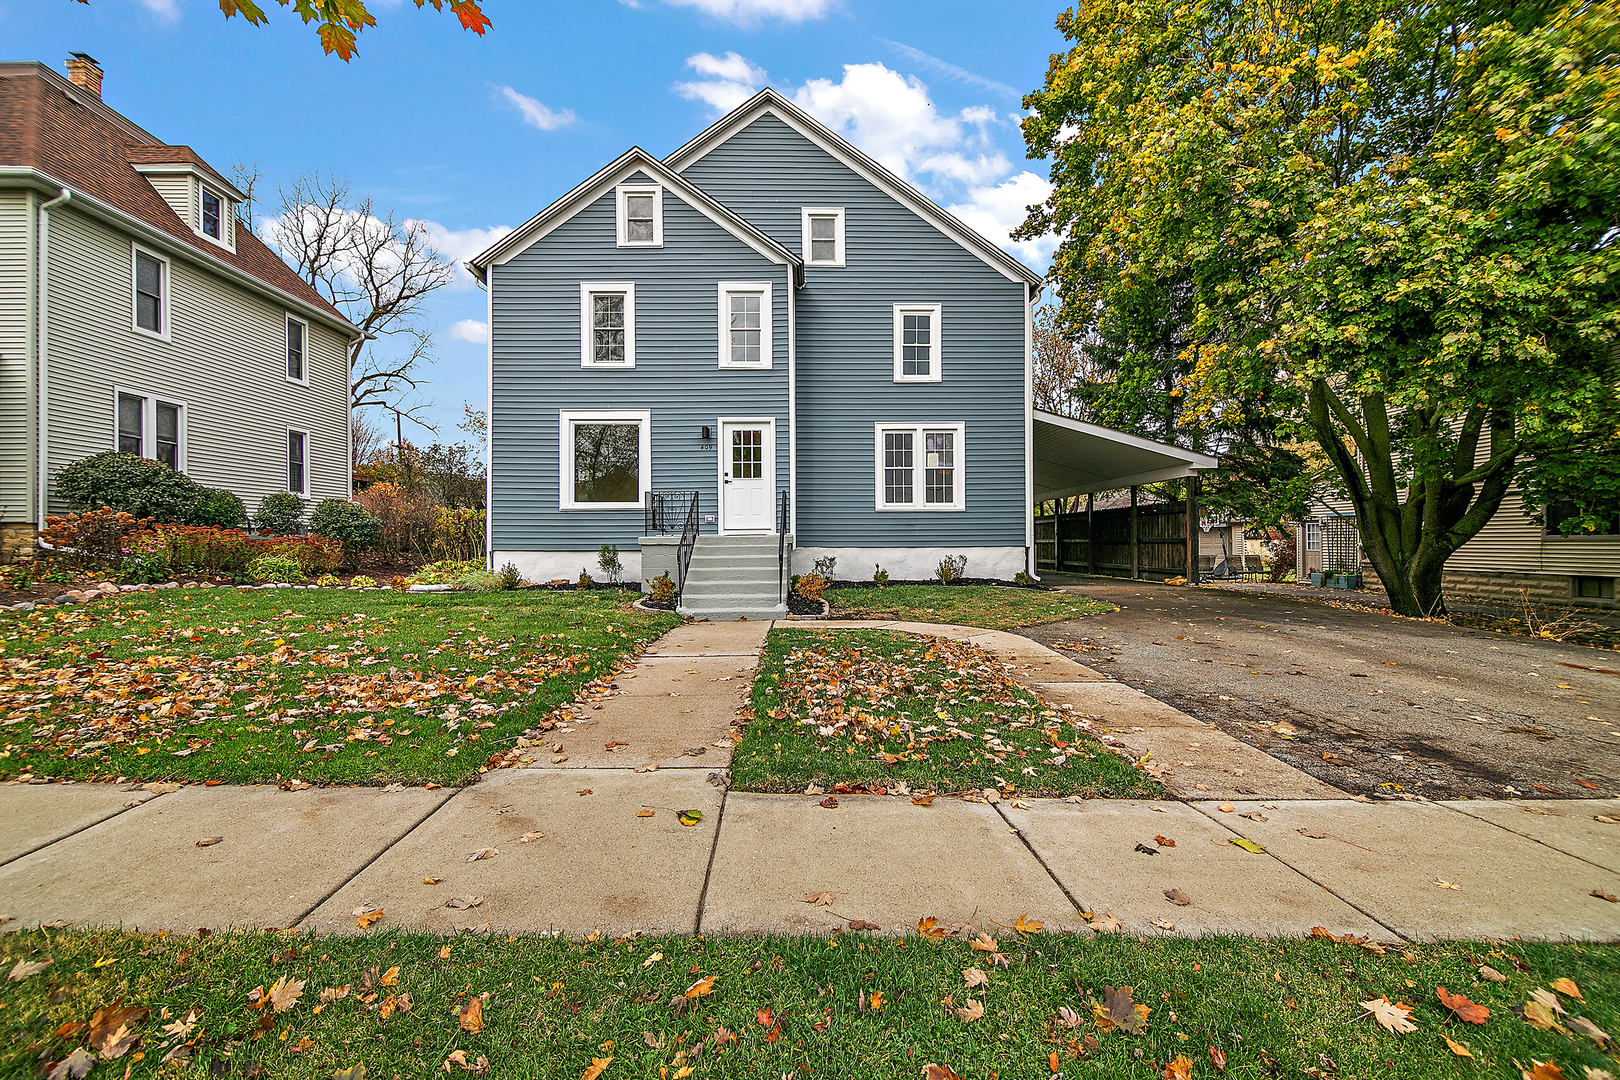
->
[615,241,663,250]
[193,229,236,254]
[718,360,774,370]
[131,326,170,343]
[893,374,942,384]
[581,361,637,370]
[285,375,310,387]
[559,503,645,512]
[875,504,965,513]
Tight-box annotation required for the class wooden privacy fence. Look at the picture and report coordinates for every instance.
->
[1035,503,1193,580]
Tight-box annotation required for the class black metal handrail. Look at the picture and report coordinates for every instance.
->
[675,491,700,602]
[777,489,790,603]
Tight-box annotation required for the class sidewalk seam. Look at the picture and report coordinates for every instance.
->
[1186,801,1408,941]
[286,791,455,929]
[0,790,165,869]
[692,787,729,935]
[1436,801,1620,875]
[992,802,1089,918]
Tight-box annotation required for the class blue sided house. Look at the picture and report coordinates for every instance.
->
[468,90,1215,619]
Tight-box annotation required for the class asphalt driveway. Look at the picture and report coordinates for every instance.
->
[1022,577,1620,800]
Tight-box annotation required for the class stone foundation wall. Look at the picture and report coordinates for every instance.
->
[0,523,36,565]
[1443,568,1614,608]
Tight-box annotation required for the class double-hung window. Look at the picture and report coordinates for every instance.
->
[616,184,663,247]
[717,282,773,368]
[580,283,636,368]
[893,303,943,382]
[874,423,965,511]
[200,187,223,240]
[286,315,308,383]
[132,246,168,339]
[115,391,185,470]
[287,428,308,496]
[559,410,651,510]
[801,207,845,267]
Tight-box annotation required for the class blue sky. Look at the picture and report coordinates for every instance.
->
[6,0,1069,440]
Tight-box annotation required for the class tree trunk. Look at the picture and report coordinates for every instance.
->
[1306,380,1518,618]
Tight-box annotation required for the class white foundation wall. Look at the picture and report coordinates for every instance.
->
[493,550,643,585]
[791,545,1027,582]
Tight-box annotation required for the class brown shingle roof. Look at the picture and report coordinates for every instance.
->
[0,63,349,327]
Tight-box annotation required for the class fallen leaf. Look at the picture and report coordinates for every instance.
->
[438,945,452,960]
[1595,815,1620,825]
[1437,986,1488,1024]
[711,1027,734,1047]
[334,1065,367,1080]
[1154,835,1176,847]
[963,967,989,988]
[161,1008,200,1038]
[1150,918,1176,931]
[684,974,717,998]
[1090,910,1124,934]
[678,810,703,827]
[1164,888,1192,906]
[354,909,385,929]
[1229,838,1266,854]
[1015,914,1044,935]
[1549,978,1584,1001]
[195,836,223,847]
[1444,1035,1474,1058]
[1523,999,1568,1033]
[1593,890,1619,903]
[917,916,946,939]
[818,797,839,809]
[802,891,835,907]
[445,896,484,910]
[642,952,663,969]
[1134,842,1160,856]
[1057,1005,1084,1028]
[955,998,984,1023]
[467,848,499,862]
[969,931,1000,953]
[1298,828,1330,838]
[515,831,544,843]
[1218,803,1235,813]
[1530,987,1569,1015]
[1050,1051,1063,1073]
[378,966,399,987]
[1433,879,1462,890]
[443,1050,489,1074]
[922,1066,965,1080]
[635,809,656,818]
[423,877,443,885]
[1209,1044,1227,1072]
[320,985,351,1002]
[869,990,886,1011]
[1570,1017,1612,1048]
[848,919,879,931]
[8,958,53,981]
[46,1049,95,1080]
[269,976,306,1013]
[581,1058,611,1080]
[1521,1062,1566,1080]
[1164,1055,1193,1080]
[912,795,936,806]
[1360,996,1417,1034]
[1479,964,1508,982]
[458,995,484,1034]
[1099,985,1150,1033]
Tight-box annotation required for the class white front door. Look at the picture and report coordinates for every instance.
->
[720,420,774,532]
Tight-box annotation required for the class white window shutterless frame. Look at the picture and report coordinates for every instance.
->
[580,283,636,368]
[800,207,845,267]
[719,418,775,533]
[616,184,663,247]
[893,303,943,382]
[873,422,965,511]
[115,388,186,471]
[716,282,773,369]
[287,428,309,495]
[559,410,651,510]
[131,245,169,340]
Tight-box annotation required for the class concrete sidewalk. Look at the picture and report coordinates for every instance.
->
[3,618,1617,942]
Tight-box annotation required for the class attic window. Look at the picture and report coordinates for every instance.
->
[200,187,223,239]
[616,184,663,247]
[801,207,845,267]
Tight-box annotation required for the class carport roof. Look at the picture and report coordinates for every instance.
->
[1033,410,1219,501]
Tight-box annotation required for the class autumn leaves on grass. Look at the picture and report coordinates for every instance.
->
[735,629,1157,799]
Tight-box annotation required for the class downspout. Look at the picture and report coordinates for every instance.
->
[36,187,70,536]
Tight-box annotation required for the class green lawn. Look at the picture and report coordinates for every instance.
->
[825,584,1115,630]
[731,629,1158,798]
[4,927,1615,1080]
[0,589,679,787]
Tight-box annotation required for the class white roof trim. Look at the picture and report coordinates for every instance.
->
[1034,410,1221,468]
[664,89,1045,288]
[466,148,800,279]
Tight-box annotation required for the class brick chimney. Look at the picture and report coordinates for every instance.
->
[65,53,103,98]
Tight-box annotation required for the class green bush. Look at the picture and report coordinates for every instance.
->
[56,452,203,523]
[188,487,245,529]
[315,573,343,588]
[576,568,594,591]
[496,562,524,590]
[350,575,378,588]
[597,544,623,583]
[117,552,171,585]
[254,492,306,535]
[310,499,381,564]
[936,554,968,585]
[648,572,677,605]
[873,564,890,587]
[455,570,502,592]
[410,559,482,585]
[247,554,306,584]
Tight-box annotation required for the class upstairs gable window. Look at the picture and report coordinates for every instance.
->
[616,184,663,247]
[580,283,636,368]
[717,282,773,369]
[893,303,943,382]
[200,187,222,239]
[801,207,845,267]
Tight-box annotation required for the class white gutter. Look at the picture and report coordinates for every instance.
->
[36,186,70,533]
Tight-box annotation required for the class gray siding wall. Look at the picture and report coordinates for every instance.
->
[490,180,791,553]
[678,113,1028,547]
[0,188,32,521]
[40,205,350,515]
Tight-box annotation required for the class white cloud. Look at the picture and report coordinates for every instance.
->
[674,52,767,116]
[139,0,180,21]
[498,86,577,131]
[413,220,515,288]
[450,318,490,344]
[946,171,1055,265]
[661,0,833,26]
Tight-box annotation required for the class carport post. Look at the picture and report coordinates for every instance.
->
[1086,492,1095,575]
[1129,486,1139,579]
[1186,473,1200,584]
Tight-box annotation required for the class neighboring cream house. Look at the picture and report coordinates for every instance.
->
[0,56,359,561]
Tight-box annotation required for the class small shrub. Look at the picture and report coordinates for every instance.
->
[188,488,246,529]
[812,555,838,579]
[577,569,594,591]
[873,563,889,587]
[56,452,203,523]
[315,573,342,588]
[936,554,968,585]
[390,575,408,591]
[1266,531,1297,583]
[456,570,502,592]
[648,572,677,605]
[254,492,306,535]
[248,554,306,584]
[350,575,378,588]
[410,559,483,585]
[355,482,437,555]
[496,562,524,590]
[430,506,485,562]
[793,572,827,604]
[310,499,382,565]
[1014,570,1035,586]
[40,509,152,568]
[117,552,171,585]
[597,544,623,583]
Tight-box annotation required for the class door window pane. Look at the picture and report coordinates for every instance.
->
[728,293,762,363]
[883,431,913,505]
[155,403,180,470]
[625,193,655,242]
[924,430,954,504]
[573,422,641,503]
[591,294,626,364]
[135,252,163,333]
[287,319,306,381]
[731,428,763,479]
[118,394,143,456]
[902,313,932,377]
[200,189,222,238]
[810,215,837,263]
[288,430,307,494]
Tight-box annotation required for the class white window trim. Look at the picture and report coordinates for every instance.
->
[579,282,637,368]
[716,281,773,369]
[558,409,652,511]
[1305,522,1321,551]
[872,421,966,512]
[893,303,944,383]
[615,183,664,248]
[195,182,233,250]
[130,244,171,342]
[800,206,845,267]
[285,314,310,386]
[114,387,188,472]
[287,426,310,497]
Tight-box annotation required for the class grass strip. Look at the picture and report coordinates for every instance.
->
[825,585,1114,631]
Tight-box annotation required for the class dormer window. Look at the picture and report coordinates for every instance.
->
[200,187,223,239]
[616,184,663,247]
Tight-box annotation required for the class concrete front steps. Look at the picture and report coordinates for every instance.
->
[678,534,788,621]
